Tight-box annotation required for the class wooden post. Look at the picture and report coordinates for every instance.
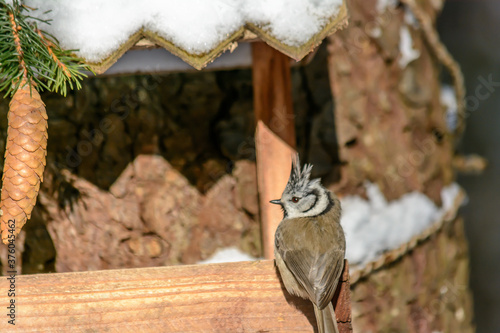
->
[252,41,296,260]
[252,42,296,147]
[254,122,296,260]
[336,261,353,332]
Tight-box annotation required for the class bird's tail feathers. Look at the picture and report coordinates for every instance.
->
[313,303,339,333]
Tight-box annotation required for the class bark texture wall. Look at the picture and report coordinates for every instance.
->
[38,156,260,272]
[351,217,473,332]
[328,0,454,204]
[327,0,474,331]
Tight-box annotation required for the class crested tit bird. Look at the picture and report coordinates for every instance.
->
[272,155,345,333]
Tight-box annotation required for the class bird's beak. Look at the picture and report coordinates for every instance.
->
[270,199,282,205]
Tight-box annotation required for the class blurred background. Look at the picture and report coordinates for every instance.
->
[438,1,500,332]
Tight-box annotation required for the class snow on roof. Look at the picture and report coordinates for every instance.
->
[25,0,347,73]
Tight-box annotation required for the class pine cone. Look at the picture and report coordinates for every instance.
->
[0,82,48,243]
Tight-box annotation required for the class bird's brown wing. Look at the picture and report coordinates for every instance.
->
[275,219,345,309]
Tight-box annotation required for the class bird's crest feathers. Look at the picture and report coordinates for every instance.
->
[284,155,317,194]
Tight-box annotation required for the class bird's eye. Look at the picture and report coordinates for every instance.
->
[291,197,300,203]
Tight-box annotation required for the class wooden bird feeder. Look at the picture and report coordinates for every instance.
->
[0,0,477,331]
[0,1,354,332]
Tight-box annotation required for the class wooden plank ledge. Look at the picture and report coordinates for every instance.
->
[0,260,351,332]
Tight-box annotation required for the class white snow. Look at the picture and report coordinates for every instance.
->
[199,183,462,269]
[404,6,419,28]
[25,0,243,62]
[243,0,342,47]
[376,0,398,13]
[25,0,342,63]
[398,25,420,68]
[368,26,382,39]
[340,182,461,266]
[198,247,260,264]
[441,85,459,132]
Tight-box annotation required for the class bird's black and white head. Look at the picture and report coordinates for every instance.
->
[270,155,334,219]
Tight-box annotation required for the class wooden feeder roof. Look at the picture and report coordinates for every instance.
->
[26,0,348,74]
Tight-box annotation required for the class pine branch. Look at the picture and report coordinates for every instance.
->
[36,29,71,78]
[0,0,91,97]
[8,11,27,80]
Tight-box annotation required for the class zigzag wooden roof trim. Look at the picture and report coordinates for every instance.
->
[247,0,348,61]
[85,1,348,74]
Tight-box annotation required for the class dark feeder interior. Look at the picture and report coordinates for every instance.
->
[0,43,340,275]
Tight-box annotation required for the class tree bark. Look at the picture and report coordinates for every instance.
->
[350,217,473,332]
[327,0,453,204]
[327,0,474,331]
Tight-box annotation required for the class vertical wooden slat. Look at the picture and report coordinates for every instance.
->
[252,42,296,259]
[252,41,296,147]
[255,122,296,259]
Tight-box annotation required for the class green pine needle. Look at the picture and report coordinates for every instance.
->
[0,0,92,97]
